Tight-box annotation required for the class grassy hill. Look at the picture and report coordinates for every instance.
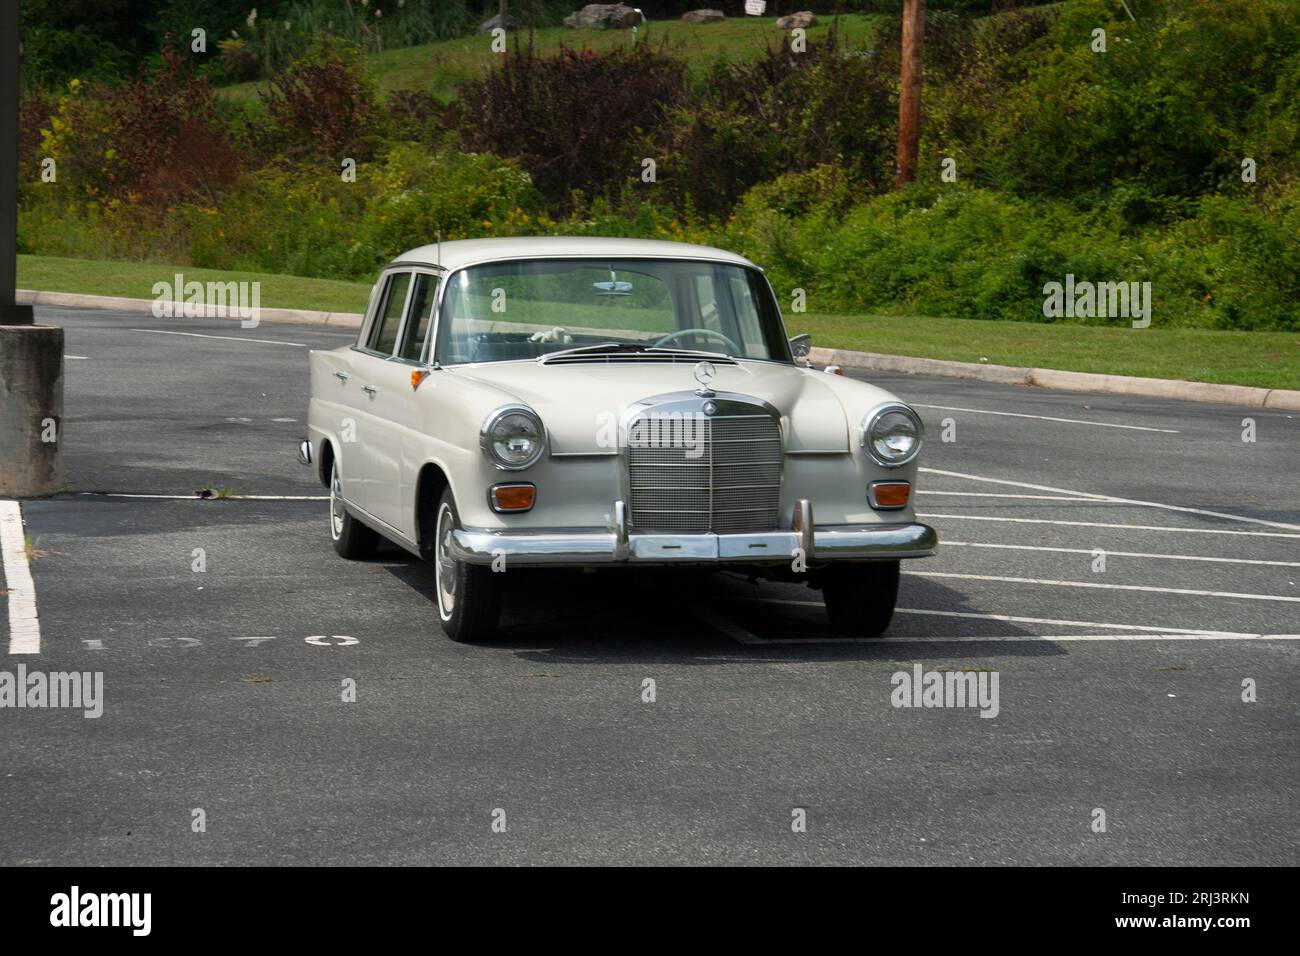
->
[218,14,885,103]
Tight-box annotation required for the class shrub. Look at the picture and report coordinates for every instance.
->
[980,0,1300,204]
[453,39,687,209]
[101,43,244,209]
[217,37,261,83]
[261,36,383,163]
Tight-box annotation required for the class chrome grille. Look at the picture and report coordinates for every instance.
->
[627,412,782,533]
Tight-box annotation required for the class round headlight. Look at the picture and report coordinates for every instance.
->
[863,403,923,467]
[481,405,546,470]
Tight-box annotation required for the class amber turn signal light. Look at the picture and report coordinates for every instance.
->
[869,480,911,509]
[490,483,536,513]
[411,369,429,390]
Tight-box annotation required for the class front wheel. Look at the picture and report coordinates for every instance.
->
[432,489,502,643]
[821,561,900,637]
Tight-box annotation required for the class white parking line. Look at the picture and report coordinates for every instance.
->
[918,514,1300,540]
[725,597,1254,636]
[77,493,328,500]
[917,491,1102,502]
[913,403,1180,434]
[733,633,1300,645]
[908,570,1300,603]
[942,540,1300,568]
[920,467,1300,532]
[129,328,307,347]
[0,501,40,654]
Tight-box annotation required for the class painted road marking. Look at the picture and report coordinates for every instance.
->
[0,501,40,655]
[726,598,1254,637]
[64,355,89,360]
[726,633,1300,645]
[918,513,1300,540]
[908,570,1300,603]
[77,493,328,501]
[916,491,1103,502]
[913,403,1180,434]
[129,328,307,347]
[921,467,1300,532]
[941,540,1300,568]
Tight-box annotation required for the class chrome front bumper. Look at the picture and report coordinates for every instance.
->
[449,498,937,567]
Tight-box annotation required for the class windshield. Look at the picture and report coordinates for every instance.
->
[434,258,791,365]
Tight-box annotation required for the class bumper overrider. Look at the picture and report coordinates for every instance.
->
[448,499,937,567]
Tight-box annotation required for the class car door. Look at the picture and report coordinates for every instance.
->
[359,269,440,538]
[350,270,412,524]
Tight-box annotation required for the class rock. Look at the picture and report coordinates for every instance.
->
[564,4,641,29]
[681,9,725,23]
[776,11,817,29]
[478,13,522,33]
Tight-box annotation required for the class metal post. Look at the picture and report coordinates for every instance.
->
[1,1,64,498]
[0,0,32,326]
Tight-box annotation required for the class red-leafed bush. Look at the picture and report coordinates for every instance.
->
[453,38,687,208]
[100,42,243,208]
[261,36,383,163]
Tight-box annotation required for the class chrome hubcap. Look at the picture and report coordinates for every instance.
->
[435,503,458,619]
[329,464,345,539]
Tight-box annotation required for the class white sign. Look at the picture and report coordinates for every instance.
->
[745,0,767,15]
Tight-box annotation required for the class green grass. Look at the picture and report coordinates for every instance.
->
[219,15,884,103]
[19,254,1298,389]
[18,254,374,315]
[795,312,1300,391]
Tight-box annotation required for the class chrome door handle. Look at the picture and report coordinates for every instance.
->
[334,370,350,382]
[362,384,378,395]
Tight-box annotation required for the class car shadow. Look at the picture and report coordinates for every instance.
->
[380,556,1069,665]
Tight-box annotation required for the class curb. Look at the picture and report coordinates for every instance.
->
[17,289,365,329]
[20,289,1297,410]
[810,347,1300,412]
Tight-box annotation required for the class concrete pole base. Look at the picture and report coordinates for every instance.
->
[0,324,64,497]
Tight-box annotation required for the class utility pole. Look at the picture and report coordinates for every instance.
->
[0,1,64,497]
[895,0,925,188]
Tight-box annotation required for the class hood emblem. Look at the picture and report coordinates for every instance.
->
[693,360,716,397]
[701,400,717,416]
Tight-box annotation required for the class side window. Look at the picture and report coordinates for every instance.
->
[399,273,438,361]
[367,272,411,355]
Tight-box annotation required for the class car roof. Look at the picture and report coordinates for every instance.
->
[391,236,759,272]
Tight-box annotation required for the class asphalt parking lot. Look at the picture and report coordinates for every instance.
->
[2,306,1297,865]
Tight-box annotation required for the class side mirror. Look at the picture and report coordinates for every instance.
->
[789,333,812,359]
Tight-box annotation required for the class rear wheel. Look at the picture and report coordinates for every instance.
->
[821,561,900,637]
[329,457,379,559]
[433,488,502,643]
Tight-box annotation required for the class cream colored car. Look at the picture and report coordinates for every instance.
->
[298,237,936,642]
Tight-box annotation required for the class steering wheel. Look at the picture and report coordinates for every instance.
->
[654,327,742,355]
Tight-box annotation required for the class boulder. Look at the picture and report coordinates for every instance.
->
[681,9,725,23]
[776,11,817,29]
[564,4,641,29]
[478,13,522,33]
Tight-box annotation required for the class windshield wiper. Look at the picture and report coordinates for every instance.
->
[539,342,729,364]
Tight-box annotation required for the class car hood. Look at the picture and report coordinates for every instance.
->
[447,359,881,454]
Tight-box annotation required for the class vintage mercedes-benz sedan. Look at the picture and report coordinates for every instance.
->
[298,237,936,642]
